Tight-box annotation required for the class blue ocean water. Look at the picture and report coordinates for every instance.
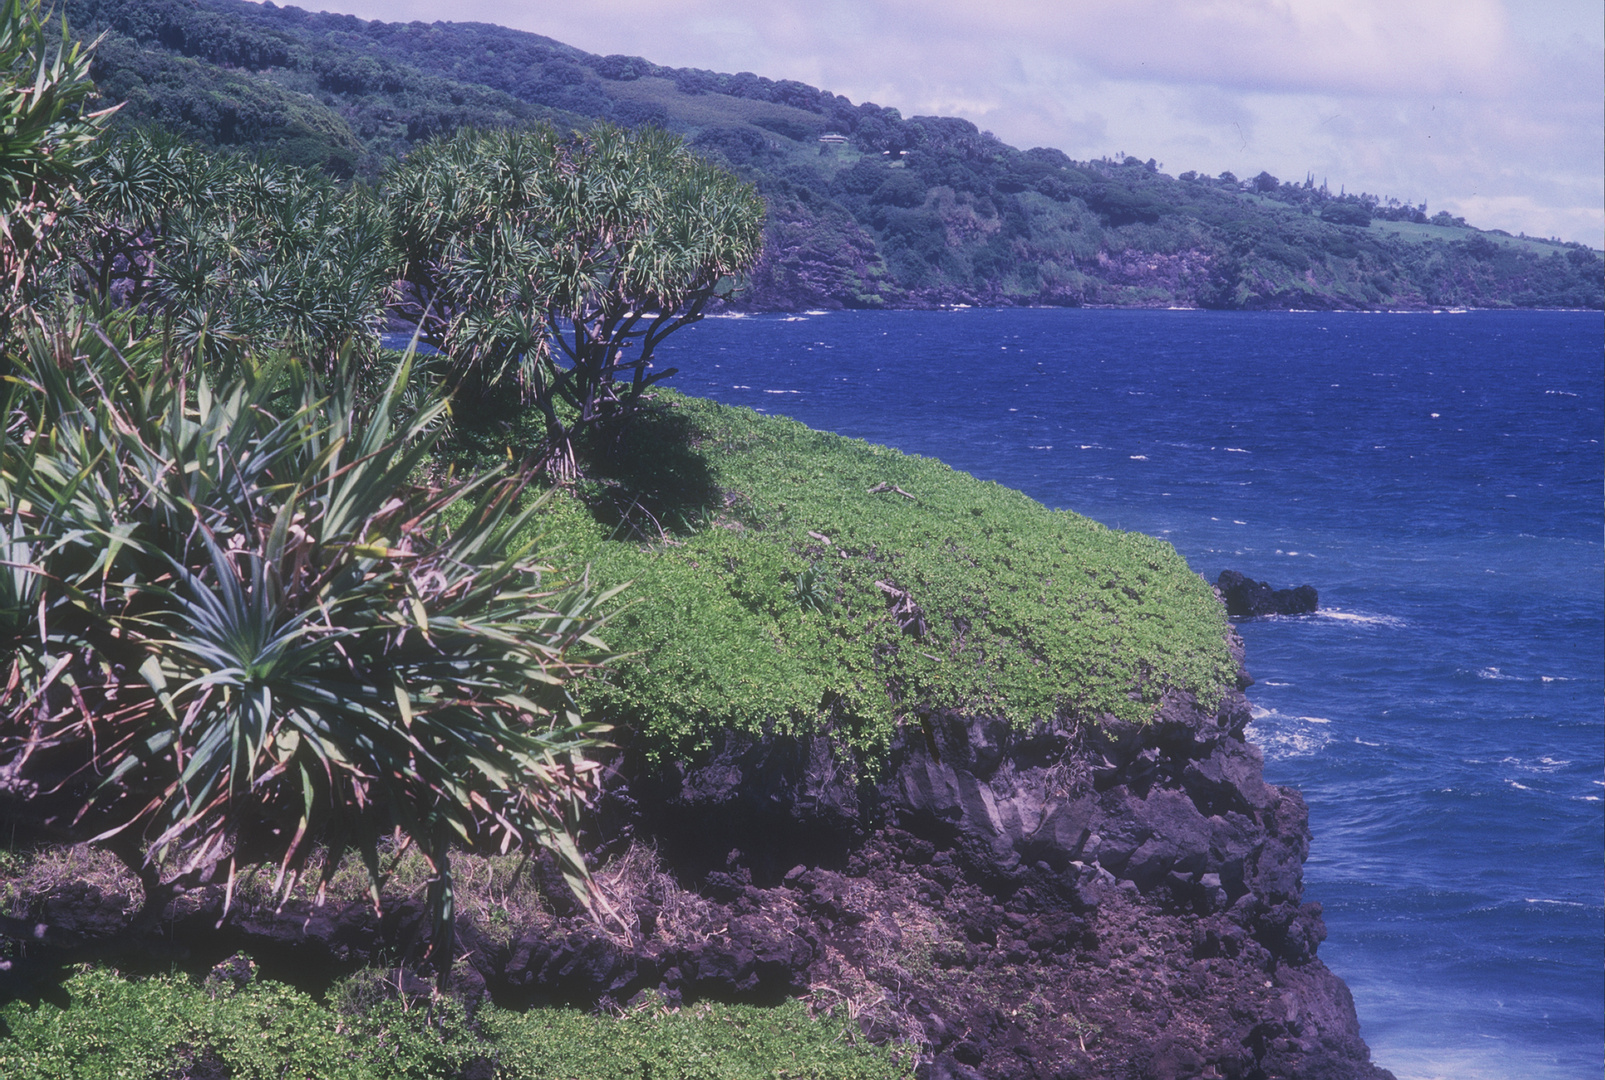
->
[655,308,1604,1080]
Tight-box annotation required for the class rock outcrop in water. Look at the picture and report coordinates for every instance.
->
[1217,570,1320,618]
[4,628,1392,1080]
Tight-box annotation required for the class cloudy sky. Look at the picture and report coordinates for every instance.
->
[278,0,1602,246]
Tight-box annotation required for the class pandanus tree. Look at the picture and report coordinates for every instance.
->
[0,0,112,340]
[0,314,618,973]
[388,124,765,477]
[44,129,397,373]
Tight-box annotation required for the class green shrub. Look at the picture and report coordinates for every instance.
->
[0,965,479,1080]
[0,966,912,1080]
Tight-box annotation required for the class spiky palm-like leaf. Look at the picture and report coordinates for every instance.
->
[388,124,766,474]
[0,312,620,970]
[41,129,396,373]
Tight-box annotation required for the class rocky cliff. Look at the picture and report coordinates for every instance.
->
[5,628,1393,1080]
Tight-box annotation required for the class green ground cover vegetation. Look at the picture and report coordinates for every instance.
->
[0,964,909,1079]
[539,391,1232,763]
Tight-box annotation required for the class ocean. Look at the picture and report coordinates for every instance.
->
[654,307,1604,1080]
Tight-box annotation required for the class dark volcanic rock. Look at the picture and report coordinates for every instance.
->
[4,628,1390,1079]
[1217,570,1320,617]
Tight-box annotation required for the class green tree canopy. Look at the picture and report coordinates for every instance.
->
[388,124,765,476]
[44,128,395,372]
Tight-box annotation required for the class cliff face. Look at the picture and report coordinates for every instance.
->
[7,631,1393,1080]
[589,628,1391,1079]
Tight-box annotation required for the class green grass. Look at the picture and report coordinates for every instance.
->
[1366,218,1568,257]
[525,391,1233,764]
[0,965,910,1079]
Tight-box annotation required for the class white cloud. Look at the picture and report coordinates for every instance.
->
[249,0,1605,245]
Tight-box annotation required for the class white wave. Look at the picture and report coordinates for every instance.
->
[1246,727,1330,759]
[706,311,749,319]
[1029,445,1054,450]
[1544,390,1578,397]
[763,389,802,394]
[1524,898,1585,906]
[1129,454,1148,460]
[1224,447,1249,453]
[732,384,751,389]
[1477,666,1517,680]
[1576,795,1601,803]
[1260,680,1292,687]
[803,309,830,316]
[1318,609,1406,628]
[1507,780,1530,790]
[1245,708,1338,760]
[779,316,808,322]
[1232,520,1247,525]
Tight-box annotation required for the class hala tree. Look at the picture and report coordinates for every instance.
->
[0,0,112,339]
[0,314,619,973]
[388,124,765,477]
[43,128,396,373]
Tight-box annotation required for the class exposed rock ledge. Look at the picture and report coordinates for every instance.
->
[5,629,1393,1080]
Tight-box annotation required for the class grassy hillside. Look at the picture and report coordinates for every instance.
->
[62,0,1602,312]
[511,391,1234,763]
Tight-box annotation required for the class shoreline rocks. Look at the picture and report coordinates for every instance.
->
[1217,570,1319,618]
[3,628,1391,1079]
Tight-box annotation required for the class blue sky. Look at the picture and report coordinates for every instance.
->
[266,1,1603,246]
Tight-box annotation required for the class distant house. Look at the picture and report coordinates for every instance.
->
[818,132,849,144]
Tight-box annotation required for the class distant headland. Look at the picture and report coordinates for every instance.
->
[69,0,1604,312]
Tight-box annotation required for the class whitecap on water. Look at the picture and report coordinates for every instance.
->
[1245,707,1338,760]
[1317,609,1407,628]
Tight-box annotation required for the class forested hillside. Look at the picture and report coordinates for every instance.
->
[65,0,1603,310]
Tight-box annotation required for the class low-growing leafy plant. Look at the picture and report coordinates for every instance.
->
[0,964,482,1080]
[544,392,1235,763]
[0,312,619,969]
[0,964,914,1080]
[791,560,837,616]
